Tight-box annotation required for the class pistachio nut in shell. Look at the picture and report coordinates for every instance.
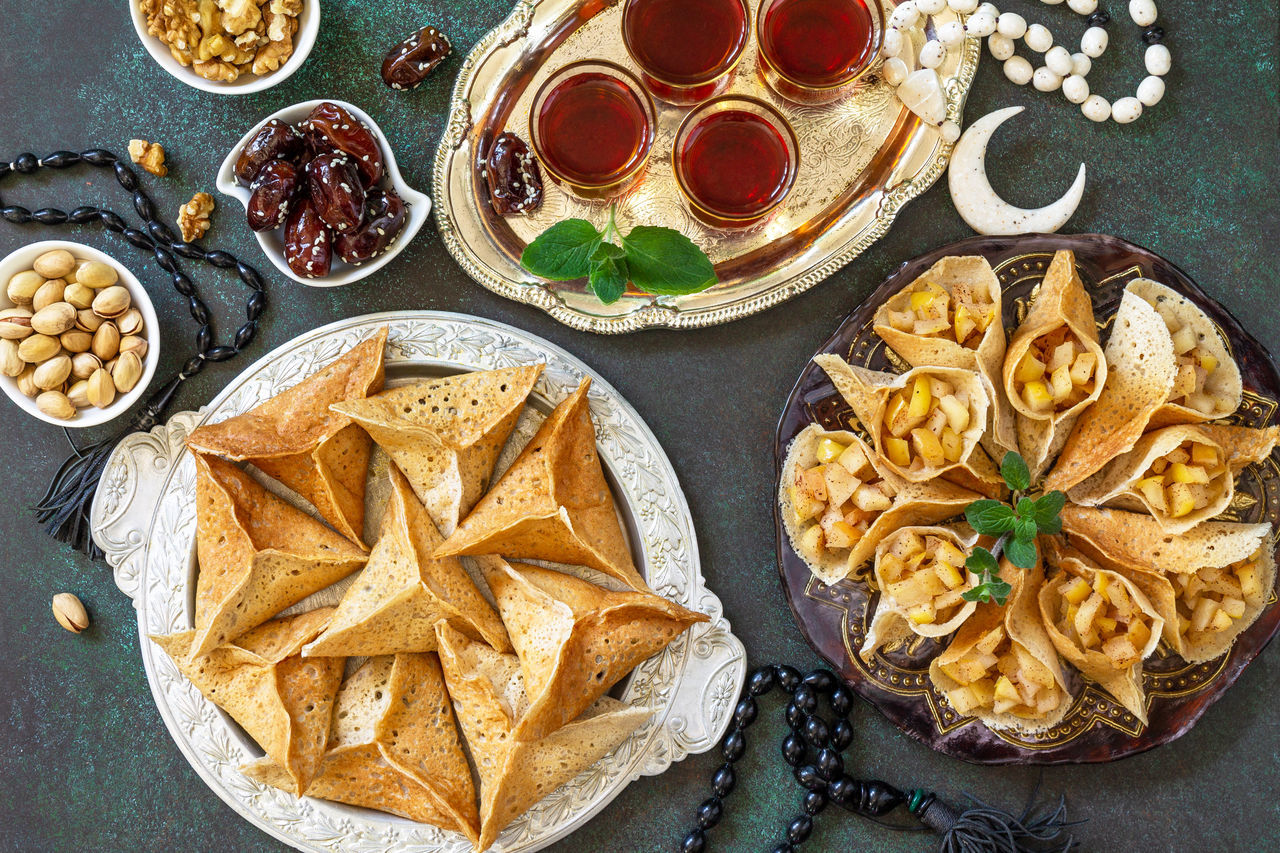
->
[18,333,61,363]
[118,335,148,359]
[75,259,118,289]
[0,340,22,377]
[75,309,103,333]
[116,308,144,337]
[16,365,38,397]
[111,351,142,393]
[88,367,116,408]
[91,285,131,319]
[66,378,91,408]
[6,270,43,306]
[60,329,93,354]
[30,302,77,336]
[36,390,76,420]
[64,282,95,310]
[34,354,73,390]
[91,322,120,361]
[33,249,75,279]
[52,593,89,632]
[32,279,67,313]
[0,307,34,340]
[71,351,102,379]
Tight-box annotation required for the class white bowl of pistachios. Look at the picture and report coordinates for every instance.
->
[0,241,160,428]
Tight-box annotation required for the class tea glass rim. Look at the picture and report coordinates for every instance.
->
[755,0,886,94]
[620,0,753,91]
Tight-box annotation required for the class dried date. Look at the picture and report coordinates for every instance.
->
[283,196,333,279]
[234,119,304,185]
[305,151,366,234]
[300,102,383,187]
[485,131,543,215]
[334,188,408,264]
[246,160,300,232]
[382,26,452,91]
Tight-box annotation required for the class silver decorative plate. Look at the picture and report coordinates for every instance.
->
[433,0,980,333]
[90,312,744,852]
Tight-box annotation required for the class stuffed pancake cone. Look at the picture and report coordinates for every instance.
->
[435,622,650,852]
[1002,250,1107,479]
[1040,540,1163,723]
[189,453,368,659]
[242,653,480,844]
[479,558,707,741]
[814,354,1006,498]
[1128,279,1243,428]
[151,607,343,796]
[330,364,543,536]
[302,464,510,657]
[1044,290,1177,493]
[779,425,981,584]
[434,378,646,591]
[1060,505,1271,576]
[872,255,1017,455]
[187,326,388,546]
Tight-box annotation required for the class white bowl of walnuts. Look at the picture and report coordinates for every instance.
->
[0,241,160,427]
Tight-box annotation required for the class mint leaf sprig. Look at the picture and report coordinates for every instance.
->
[520,204,717,304]
[960,452,1065,606]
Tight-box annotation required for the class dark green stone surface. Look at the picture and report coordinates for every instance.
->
[1,2,1277,851]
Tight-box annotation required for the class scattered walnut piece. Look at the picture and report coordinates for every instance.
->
[178,192,216,243]
[128,139,169,177]
[136,0,301,82]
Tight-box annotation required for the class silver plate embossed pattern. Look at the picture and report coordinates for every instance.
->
[432,0,980,333]
[89,312,745,852]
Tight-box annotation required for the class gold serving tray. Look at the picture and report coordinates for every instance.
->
[433,0,980,333]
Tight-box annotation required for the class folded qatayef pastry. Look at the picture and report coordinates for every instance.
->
[1128,279,1243,427]
[1040,541,1163,723]
[151,607,343,796]
[861,525,980,662]
[435,622,650,852]
[1002,250,1107,479]
[434,378,647,591]
[1044,290,1177,493]
[242,653,481,844]
[814,354,1005,498]
[189,453,368,659]
[779,425,979,584]
[1067,424,1278,534]
[930,560,1072,733]
[187,326,388,546]
[872,255,1016,454]
[302,464,510,658]
[331,364,543,536]
[480,558,706,741]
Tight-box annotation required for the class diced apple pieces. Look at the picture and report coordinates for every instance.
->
[790,481,824,522]
[1167,482,1196,518]
[1171,324,1198,355]
[908,374,933,419]
[1237,560,1264,606]
[910,428,946,468]
[1102,635,1140,669]
[823,463,860,509]
[1069,352,1097,385]
[1190,442,1219,467]
[884,436,911,467]
[1061,577,1092,605]
[837,442,872,477]
[853,482,893,512]
[938,394,970,433]
[825,521,862,550]
[800,524,824,554]
[1049,364,1074,403]
[1015,351,1046,384]
[816,437,847,463]
[1023,380,1054,413]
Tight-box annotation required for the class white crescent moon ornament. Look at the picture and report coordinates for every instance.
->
[947,106,1087,236]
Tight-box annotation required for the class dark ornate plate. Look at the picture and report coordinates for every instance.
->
[773,233,1280,764]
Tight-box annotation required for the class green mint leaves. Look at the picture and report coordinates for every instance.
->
[960,452,1067,606]
[520,205,717,304]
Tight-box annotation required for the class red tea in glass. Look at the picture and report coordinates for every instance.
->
[757,0,883,104]
[530,61,656,197]
[674,97,798,228]
[622,0,750,104]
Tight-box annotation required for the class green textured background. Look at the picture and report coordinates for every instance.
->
[1,1,1278,851]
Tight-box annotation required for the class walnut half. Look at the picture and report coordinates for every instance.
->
[178,192,215,243]
[128,139,169,177]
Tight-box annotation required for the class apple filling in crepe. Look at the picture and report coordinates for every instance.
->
[1172,547,1270,659]
[1010,327,1099,417]
[881,373,981,473]
[1131,437,1226,521]
[932,611,1066,722]
[880,279,997,350]
[861,526,978,661]
[781,425,979,583]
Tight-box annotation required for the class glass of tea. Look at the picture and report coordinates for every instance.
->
[529,60,657,198]
[622,0,752,105]
[673,96,799,229]
[756,0,884,105]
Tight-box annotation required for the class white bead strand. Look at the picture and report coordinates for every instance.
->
[996,12,1027,38]
[918,0,948,15]
[1136,76,1165,106]
[1004,56,1034,85]
[1045,46,1073,76]
[988,33,1016,60]
[1033,66,1062,92]
[1081,26,1109,58]
[948,0,979,12]
[1082,94,1111,122]
[1062,74,1090,103]
[1129,0,1158,27]
[1024,23,1053,52]
[1111,96,1143,123]
[1145,43,1171,75]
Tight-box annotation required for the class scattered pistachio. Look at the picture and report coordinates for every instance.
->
[36,390,76,420]
[32,249,75,280]
[52,592,89,633]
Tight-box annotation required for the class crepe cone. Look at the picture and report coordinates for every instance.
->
[302,464,510,657]
[479,558,706,741]
[151,607,343,796]
[189,453,368,659]
[242,653,480,844]
[331,364,543,536]
[435,622,649,852]
[433,379,646,590]
[187,326,388,546]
